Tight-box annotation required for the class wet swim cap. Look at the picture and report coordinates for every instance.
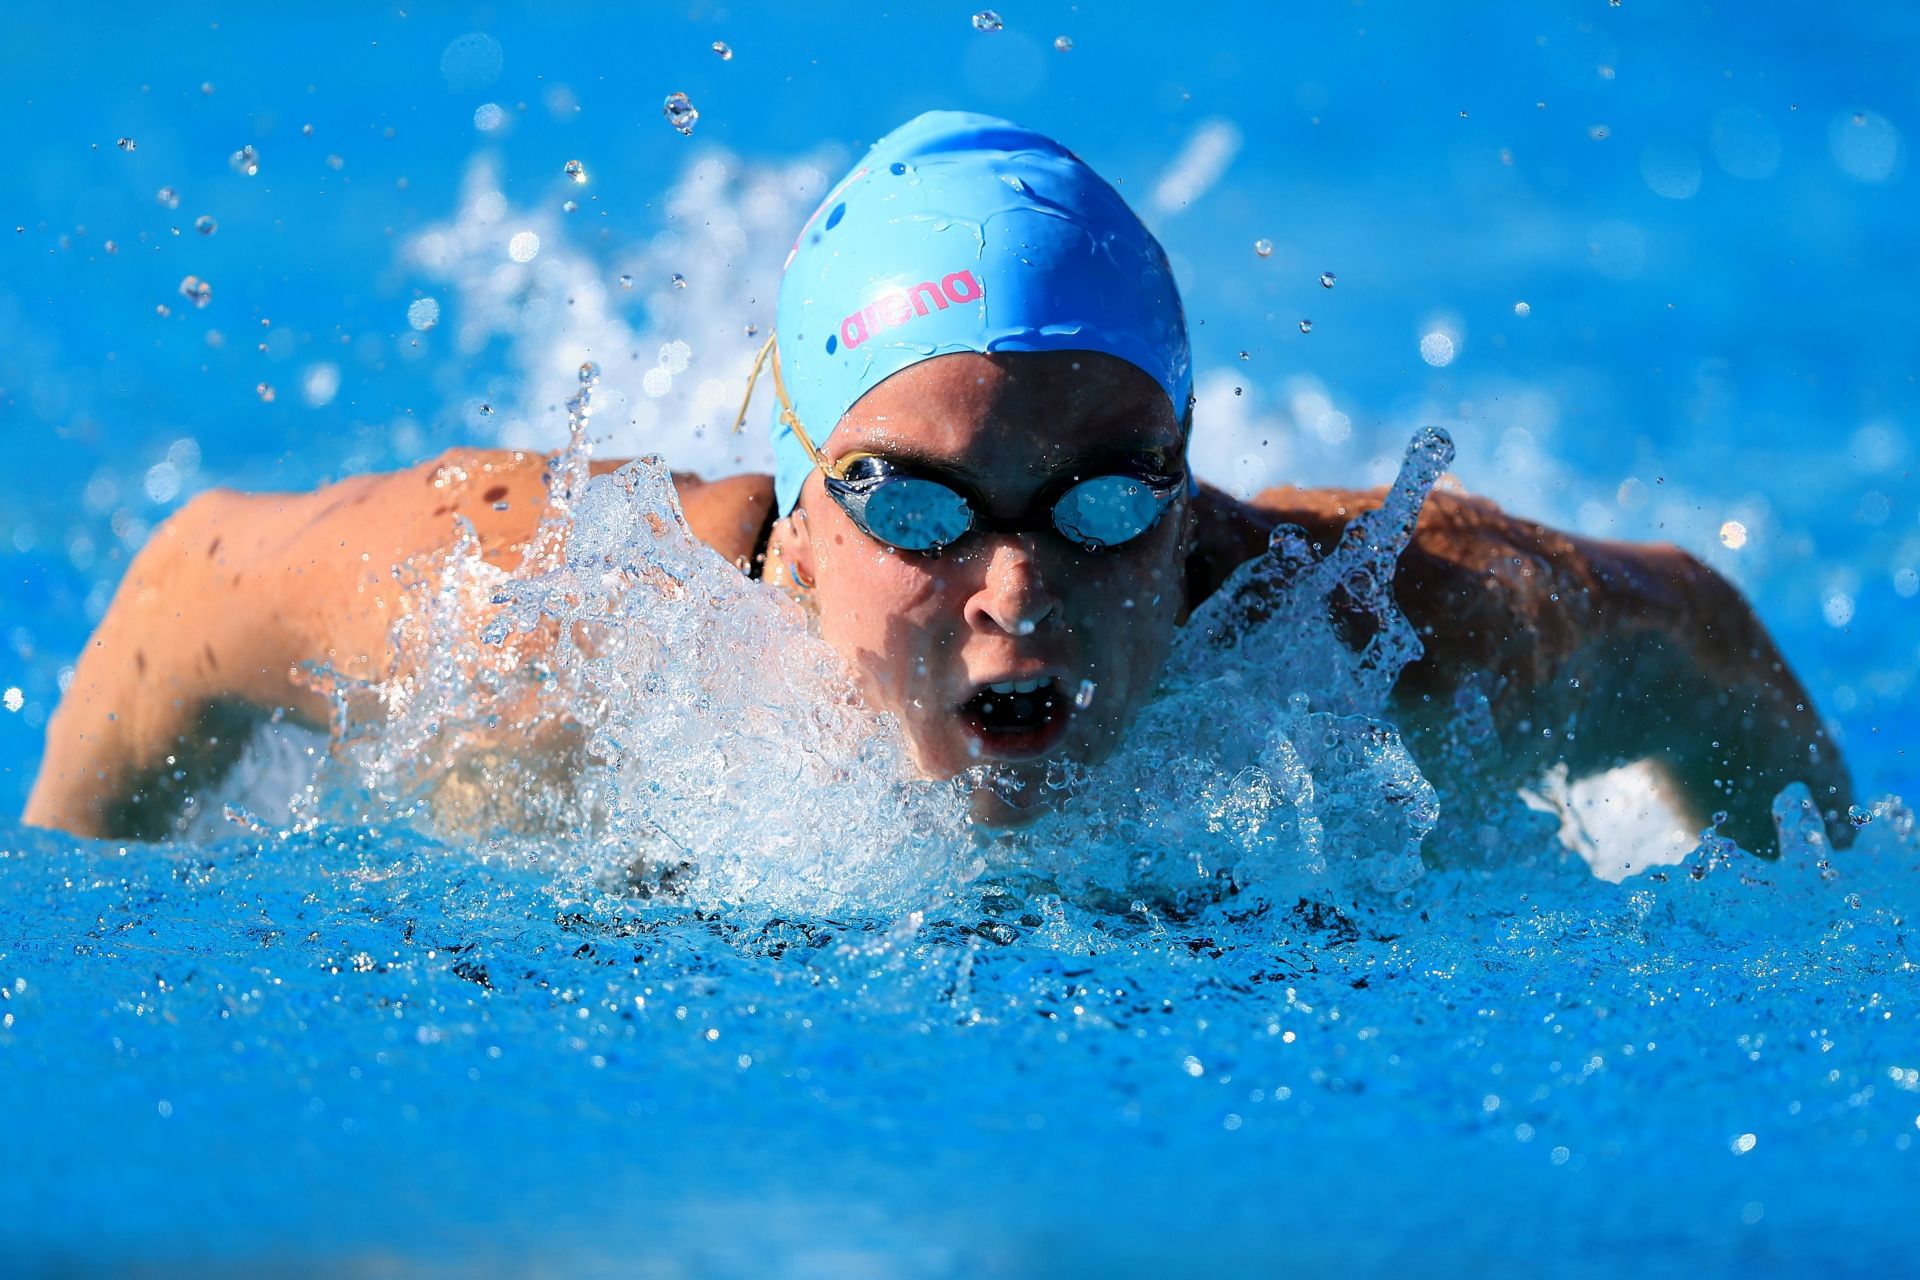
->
[771,110,1192,513]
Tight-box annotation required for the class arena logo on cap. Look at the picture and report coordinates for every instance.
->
[838,270,983,351]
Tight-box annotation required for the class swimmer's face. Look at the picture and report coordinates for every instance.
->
[775,350,1192,824]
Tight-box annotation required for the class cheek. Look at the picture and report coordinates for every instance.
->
[811,539,958,690]
[1059,532,1187,699]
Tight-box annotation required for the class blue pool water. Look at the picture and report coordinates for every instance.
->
[3,3,1917,1275]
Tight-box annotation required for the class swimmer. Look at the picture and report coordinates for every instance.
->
[24,111,1852,853]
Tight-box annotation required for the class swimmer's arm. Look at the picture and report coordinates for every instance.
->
[25,453,776,838]
[1193,483,1853,853]
[22,488,332,838]
[24,451,510,838]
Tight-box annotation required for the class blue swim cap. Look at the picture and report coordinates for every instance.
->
[771,110,1193,514]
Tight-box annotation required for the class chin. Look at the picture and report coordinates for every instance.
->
[962,773,1056,828]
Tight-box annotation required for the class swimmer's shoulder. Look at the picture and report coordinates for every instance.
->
[199,450,774,677]
[208,449,776,576]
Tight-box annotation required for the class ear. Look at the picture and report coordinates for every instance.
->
[768,505,819,593]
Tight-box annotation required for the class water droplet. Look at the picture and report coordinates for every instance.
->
[157,187,179,209]
[479,403,494,416]
[671,273,687,289]
[578,361,600,385]
[1298,319,1313,334]
[255,382,276,403]
[663,92,699,136]
[562,199,578,213]
[1054,34,1073,51]
[193,215,216,236]
[1238,350,1250,360]
[1458,110,1469,119]
[1514,300,1531,317]
[1233,386,1244,395]
[1254,238,1273,258]
[301,123,314,136]
[1074,679,1097,710]
[1418,330,1455,365]
[229,144,259,176]
[617,274,634,289]
[116,137,136,152]
[1588,124,1610,141]
[972,10,1004,32]
[744,322,759,336]
[712,40,733,60]
[564,159,587,184]
[1319,271,1336,289]
[178,275,212,308]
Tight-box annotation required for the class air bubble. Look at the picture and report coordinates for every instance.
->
[618,274,634,289]
[712,41,733,60]
[229,145,259,176]
[663,92,699,136]
[116,137,136,152]
[564,159,587,184]
[671,273,687,289]
[178,275,212,308]
[255,382,276,403]
[1054,35,1073,51]
[1298,319,1313,334]
[1254,238,1273,258]
[972,10,1004,32]
[1074,679,1097,710]
[1848,805,1873,829]
[1319,271,1336,289]
[194,215,216,236]
[157,187,179,209]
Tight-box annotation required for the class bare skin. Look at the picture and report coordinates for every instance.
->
[25,355,1850,853]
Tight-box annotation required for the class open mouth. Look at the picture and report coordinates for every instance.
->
[957,677,1071,758]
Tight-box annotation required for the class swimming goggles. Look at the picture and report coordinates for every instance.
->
[733,334,1186,555]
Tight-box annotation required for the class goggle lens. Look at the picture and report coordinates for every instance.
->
[860,475,975,552]
[1052,473,1170,549]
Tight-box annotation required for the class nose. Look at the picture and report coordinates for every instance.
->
[964,535,1060,637]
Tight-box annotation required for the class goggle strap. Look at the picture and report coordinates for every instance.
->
[729,333,778,435]
[731,330,829,471]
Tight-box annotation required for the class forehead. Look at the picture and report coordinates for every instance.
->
[825,350,1183,467]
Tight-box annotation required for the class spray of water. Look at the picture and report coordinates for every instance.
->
[284,357,1470,932]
